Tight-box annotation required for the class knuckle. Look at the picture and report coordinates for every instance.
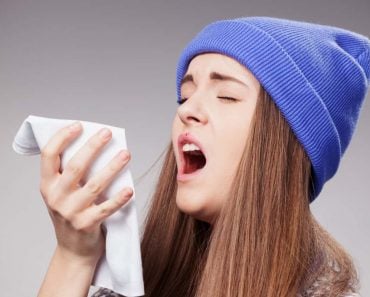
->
[48,193,64,210]
[108,161,120,173]
[39,179,59,204]
[99,205,111,217]
[88,137,102,151]
[111,197,123,210]
[64,125,79,137]
[86,180,102,195]
[90,215,101,226]
[71,218,89,231]
[113,199,123,209]
[66,162,82,177]
[45,192,71,216]
[54,207,74,222]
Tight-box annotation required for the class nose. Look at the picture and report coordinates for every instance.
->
[177,93,208,126]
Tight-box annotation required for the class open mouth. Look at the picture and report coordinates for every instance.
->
[177,133,207,179]
[182,149,207,174]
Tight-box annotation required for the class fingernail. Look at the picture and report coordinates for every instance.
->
[118,150,129,161]
[119,188,133,203]
[124,187,133,196]
[69,121,81,132]
[99,128,111,139]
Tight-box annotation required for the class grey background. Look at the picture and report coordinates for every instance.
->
[0,0,369,296]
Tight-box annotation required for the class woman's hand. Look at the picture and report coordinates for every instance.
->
[39,121,133,266]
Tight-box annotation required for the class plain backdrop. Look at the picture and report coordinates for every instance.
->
[0,0,369,296]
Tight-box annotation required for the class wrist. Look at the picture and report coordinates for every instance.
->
[55,246,102,268]
[38,246,98,297]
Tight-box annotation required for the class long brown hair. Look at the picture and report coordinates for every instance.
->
[140,87,359,296]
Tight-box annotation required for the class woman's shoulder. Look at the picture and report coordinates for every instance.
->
[90,288,124,297]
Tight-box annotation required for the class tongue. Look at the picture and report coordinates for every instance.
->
[184,151,206,174]
[185,159,200,174]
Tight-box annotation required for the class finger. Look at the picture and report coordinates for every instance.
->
[79,187,134,228]
[40,121,83,181]
[76,149,130,207]
[58,127,113,192]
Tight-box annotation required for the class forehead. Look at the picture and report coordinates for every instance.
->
[182,52,259,89]
[185,53,248,76]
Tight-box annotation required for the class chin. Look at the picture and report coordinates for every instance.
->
[175,191,215,224]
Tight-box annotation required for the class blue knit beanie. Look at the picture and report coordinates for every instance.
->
[175,16,370,202]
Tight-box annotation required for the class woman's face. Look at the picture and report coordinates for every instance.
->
[172,53,261,224]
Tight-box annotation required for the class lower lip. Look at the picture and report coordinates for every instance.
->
[177,165,207,182]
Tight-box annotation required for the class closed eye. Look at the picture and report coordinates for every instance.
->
[178,96,238,105]
[218,96,238,102]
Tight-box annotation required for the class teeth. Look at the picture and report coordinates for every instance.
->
[182,143,201,152]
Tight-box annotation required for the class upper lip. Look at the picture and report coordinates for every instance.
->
[177,132,207,173]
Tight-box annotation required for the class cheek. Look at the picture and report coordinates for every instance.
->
[224,115,252,145]
[217,116,253,174]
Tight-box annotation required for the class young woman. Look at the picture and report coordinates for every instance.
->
[37,16,369,297]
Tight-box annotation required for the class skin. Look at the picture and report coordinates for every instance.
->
[172,53,261,225]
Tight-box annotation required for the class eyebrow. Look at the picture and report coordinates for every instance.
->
[180,71,249,88]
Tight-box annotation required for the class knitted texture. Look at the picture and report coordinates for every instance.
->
[175,16,370,202]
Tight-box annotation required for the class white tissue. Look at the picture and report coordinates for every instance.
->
[12,115,144,297]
